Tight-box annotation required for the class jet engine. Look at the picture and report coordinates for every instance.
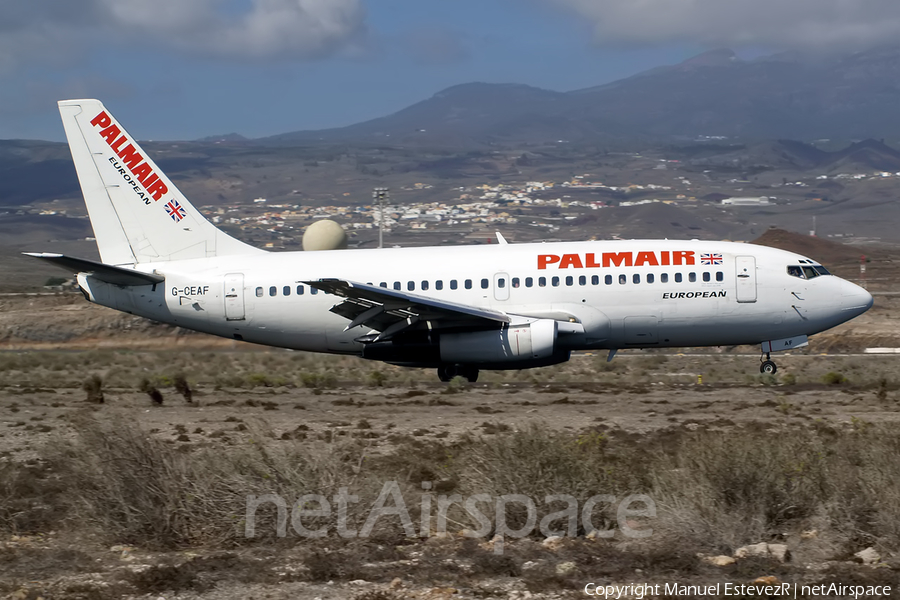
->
[440,319,557,363]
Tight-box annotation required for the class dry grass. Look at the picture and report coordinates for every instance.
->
[2,415,899,566]
[4,349,900,392]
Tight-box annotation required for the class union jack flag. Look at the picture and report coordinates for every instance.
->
[700,252,723,265]
[165,200,186,223]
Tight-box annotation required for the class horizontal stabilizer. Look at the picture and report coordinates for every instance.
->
[24,253,164,286]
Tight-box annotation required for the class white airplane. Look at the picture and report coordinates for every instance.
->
[28,99,873,382]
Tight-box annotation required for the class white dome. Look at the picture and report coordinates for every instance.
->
[302,219,348,251]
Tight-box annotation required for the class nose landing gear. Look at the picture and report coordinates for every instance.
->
[437,365,479,383]
[759,352,777,374]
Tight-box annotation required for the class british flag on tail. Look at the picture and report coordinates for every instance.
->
[165,200,186,223]
[701,253,723,265]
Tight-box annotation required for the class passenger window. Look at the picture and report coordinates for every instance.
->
[408,281,415,291]
[310,288,318,295]
[702,272,710,282]
[661,273,668,283]
[283,286,291,296]
[675,273,682,283]
[450,280,458,290]
[579,275,587,286]
[436,280,443,290]
[538,277,546,287]
[512,277,520,288]
[465,279,473,289]
[379,282,387,288]
[269,286,277,297]
[481,278,489,289]
[647,273,654,284]
[525,277,533,288]
[619,274,626,285]
[565,276,573,286]
[591,275,599,285]
[633,274,640,284]
[689,273,696,283]
[802,266,818,279]
[605,275,612,285]
[498,278,506,289]
[256,287,263,297]
[393,282,401,290]
[716,272,724,282]
[551,276,560,287]
[297,285,304,295]
[421,281,429,291]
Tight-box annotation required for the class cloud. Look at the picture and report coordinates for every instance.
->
[0,0,366,71]
[548,0,900,48]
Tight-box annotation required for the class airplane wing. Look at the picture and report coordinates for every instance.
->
[24,253,164,286]
[306,278,510,341]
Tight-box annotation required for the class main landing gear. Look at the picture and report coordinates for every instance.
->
[760,352,777,374]
[437,365,479,383]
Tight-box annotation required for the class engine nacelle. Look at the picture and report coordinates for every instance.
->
[440,319,557,364]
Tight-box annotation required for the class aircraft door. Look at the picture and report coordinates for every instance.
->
[494,272,510,301]
[735,256,757,303]
[224,273,245,320]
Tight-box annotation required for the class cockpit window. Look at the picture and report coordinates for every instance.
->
[788,264,832,279]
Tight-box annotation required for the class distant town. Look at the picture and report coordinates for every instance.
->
[22,160,900,249]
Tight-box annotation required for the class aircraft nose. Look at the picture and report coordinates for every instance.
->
[839,279,873,314]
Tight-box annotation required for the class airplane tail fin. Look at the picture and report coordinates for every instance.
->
[58,99,262,265]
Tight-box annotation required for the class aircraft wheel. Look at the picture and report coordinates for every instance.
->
[463,367,479,383]
[437,366,454,382]
[760,360,777,375]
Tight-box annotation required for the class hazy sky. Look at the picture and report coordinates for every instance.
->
[1,0,895,141]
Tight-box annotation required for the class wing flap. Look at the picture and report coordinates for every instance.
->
[24,253,164,286]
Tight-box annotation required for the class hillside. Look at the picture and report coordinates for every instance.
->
[751,228,868,268]
[268,46,900,144]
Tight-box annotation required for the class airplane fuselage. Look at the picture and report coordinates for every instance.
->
[77,239,873,368]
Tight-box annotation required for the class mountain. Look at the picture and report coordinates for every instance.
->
[824,139,900,172]
[266,47,900,145]
[0,140,78,206]
[264,83,571,147]
[194,133,249,143]
[674,138,900,173]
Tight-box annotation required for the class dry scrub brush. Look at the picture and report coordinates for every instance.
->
[3,418,900,558]
[41,416,387,548]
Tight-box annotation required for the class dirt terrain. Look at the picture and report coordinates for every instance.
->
[1,292,900,598]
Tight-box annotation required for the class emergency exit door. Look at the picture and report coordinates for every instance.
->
[494,272,510,301]
[224,273,245,320]
[735,256,757,303]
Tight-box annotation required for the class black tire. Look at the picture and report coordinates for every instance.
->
[760,360,777,375]
[437,366,454,382]
[463,367,479,383]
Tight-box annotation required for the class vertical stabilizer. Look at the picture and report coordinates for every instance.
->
[58,99,262,265]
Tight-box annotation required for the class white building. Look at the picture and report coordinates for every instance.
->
[722,196,771,206]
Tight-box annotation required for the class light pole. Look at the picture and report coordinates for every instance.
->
[373,187,389,248]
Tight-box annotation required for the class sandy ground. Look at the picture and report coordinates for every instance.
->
[2,294,900,599]
[2,357,900,462]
